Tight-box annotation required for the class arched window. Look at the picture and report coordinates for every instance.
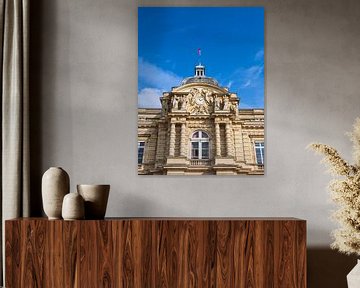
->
[191,131,210,159]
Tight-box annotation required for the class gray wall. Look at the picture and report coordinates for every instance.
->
[30,0,360,286]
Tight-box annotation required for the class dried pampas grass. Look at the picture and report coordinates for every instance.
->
[308,118,360,256]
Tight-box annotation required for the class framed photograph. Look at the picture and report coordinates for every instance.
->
[138,7,264,175]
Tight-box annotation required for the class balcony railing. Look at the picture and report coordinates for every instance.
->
[190,159,212,166]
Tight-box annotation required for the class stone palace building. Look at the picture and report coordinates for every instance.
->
[138,64,264,175]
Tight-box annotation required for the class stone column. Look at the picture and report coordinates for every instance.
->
[169,123,176,157]
[225,123,233,157]
[180,123,186,157]
[155,122,164,163]
[215,122,221,157]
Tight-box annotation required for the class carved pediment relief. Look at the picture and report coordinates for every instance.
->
[161,86,239,116]
[187,88,212,115]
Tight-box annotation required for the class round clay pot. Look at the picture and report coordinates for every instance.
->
[42,167,70,219]
[62,192,85,220]
[77,184,110,219]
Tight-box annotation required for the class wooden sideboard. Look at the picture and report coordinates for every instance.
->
[5,218,306,287]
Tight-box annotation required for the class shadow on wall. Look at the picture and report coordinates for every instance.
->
[308,248,357,288]
[29,0,46,216]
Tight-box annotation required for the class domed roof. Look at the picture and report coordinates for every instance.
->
[181,64,219,86]
[181,76,219,86]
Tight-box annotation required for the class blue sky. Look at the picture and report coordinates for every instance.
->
[138,7,264,109]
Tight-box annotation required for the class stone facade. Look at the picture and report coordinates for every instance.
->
[138,65,264,175]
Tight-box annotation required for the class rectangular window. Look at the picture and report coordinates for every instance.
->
[138,141,145,164]
[255,142,264,165]
[201,142,209,159]
[191,142,199,159]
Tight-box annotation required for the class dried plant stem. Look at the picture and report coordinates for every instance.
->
[308,118,360,256]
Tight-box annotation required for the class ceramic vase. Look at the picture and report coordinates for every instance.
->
[347,259,360,288]
[42,167,70,219]
[77,184,110,219]
[62,192,85,220]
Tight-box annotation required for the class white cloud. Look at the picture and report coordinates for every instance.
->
[242,80,251,88]
[138,59,183,108]
[220,50,264,92]
[216,50,264,108]
[226,80,233,89]
[138,88,163,108]
[240,65,264,88]
[139,58,182,91]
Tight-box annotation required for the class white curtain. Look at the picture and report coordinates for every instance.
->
[0,0,30,284]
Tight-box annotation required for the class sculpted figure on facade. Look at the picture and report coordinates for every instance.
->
[179,94,187,110]
[172,95,179,110]
[204,89,214,104]
[223,96,230,111]
[215,96,222,111]
[161,98,169,115]
[187,89,196,112]
[230,102,239,116]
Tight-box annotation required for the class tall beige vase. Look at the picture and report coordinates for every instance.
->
[42,167,70,219]
[77,184,110,219]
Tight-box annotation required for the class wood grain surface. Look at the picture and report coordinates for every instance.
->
[5,218,306,288]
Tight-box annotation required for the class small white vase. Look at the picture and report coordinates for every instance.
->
[62,192,85,220]
[77,184,110,219]
[42,167,70,219]
[347,259,360,288]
